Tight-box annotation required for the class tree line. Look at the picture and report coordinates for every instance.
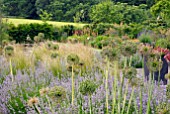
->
[0,0,154,22]
[1,0,170,26]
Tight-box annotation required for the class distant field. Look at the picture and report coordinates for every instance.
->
[3,18,86,28]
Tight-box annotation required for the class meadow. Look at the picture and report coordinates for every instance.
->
[1,13,170,114]
[0,36,170,114]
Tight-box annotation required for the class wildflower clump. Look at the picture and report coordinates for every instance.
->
[79,79,97,96]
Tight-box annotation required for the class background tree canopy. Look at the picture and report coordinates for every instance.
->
[0,0,169,25]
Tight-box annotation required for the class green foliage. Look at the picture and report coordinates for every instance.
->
[155,38,168,48]
[130,54,143,68]
[101,46,121,61]
[90,2,149,24]
[90,36,110,49]
[79,79,97,96]
[151,0,170,21]
[61,25,76,36]
[123,23,144,38]
[7,23,55,43]
[2,0,38,19]
[121,41,137,57]
[139,34,152,44]
[39,9,53,22]
[0,13,9,46]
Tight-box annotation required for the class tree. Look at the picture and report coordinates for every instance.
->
[39,9,53,22]
[0,7,9,47]
[1,0,38,19]
[89,1,149,24]
[90,1,114,23]
[151,0,170,21]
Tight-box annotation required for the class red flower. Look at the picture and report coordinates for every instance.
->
[154,47,169,55]
[164,53,170,62]
[153,47,170,62]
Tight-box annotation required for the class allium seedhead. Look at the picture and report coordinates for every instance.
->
[121,41,137,57]
[34,36,41,43]
[79,60,84,67]
[146,59,163,72]
[39,87,49,96]
[123,67,137,80]
[156,102,170,114]
[130,77,144,87]
[79,79,97,96]
[46,42,53,50]
[101,46,120,61]
[2,40,9,47]
[27,97,39,106]
[4,45,14,57]
[38,33,45,39]
[48,86,66,103]
[139,45,152,56]
[51,52,59,59]
[52,44,59,50]
[67,54,79,65]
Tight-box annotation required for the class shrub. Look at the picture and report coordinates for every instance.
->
[155,38,168,48]
[139,34,152,44]
[90,35,110,49]
[8,23,54,43]
[79,79,97,96]
[60,25,76,36]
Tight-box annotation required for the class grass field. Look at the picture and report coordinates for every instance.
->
[3,18,86,28]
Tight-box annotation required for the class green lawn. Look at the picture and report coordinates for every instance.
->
[3,18,86,28]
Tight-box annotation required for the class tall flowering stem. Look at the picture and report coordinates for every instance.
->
[139,87,143,114]
[105,57,109,114]
[9,58,14,82]
[121,82,129,114]
[112,61,118,114]
[89,95,93,114]
[127,86,135,114]
[146,73,153,114]
[72,65,74,106]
